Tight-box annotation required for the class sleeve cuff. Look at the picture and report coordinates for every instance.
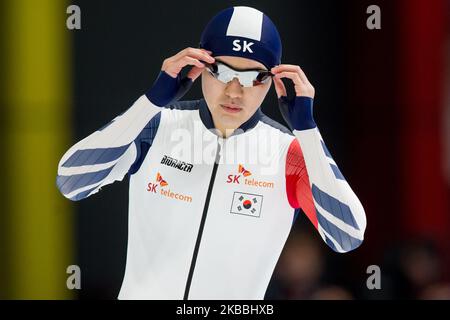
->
[284,96,317,131]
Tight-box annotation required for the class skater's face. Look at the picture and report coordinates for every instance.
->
[201,56,272,137]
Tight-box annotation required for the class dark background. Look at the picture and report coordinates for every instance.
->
[0,0,448,299]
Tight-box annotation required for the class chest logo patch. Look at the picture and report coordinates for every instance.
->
[160,155,193,173]
[230,192,263,218]
[226,164,275,189]
[147,172,192,203]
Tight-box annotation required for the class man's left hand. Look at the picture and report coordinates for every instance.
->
[271,65,315,99]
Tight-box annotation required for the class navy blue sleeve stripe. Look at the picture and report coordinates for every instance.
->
[62,145,130,167]
[292,208,301,225]
[129,112,161,175]
[324,235,338,252]
[69,184,101,201]
[56,166,113,195]
[319,140,346,180]
[316,210,362,252]
[330,163,345,180]
[311,183,360,230]
[320,140,332,158]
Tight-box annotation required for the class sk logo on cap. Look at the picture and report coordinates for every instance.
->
[232,39,254,53]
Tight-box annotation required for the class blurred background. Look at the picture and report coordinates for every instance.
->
[0,0,449,299]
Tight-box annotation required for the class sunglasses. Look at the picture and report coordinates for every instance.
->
[202,60,274,87]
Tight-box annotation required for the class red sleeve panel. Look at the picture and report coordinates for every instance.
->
[285,138,318,229]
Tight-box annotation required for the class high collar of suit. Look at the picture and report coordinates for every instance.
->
[198,98,262,137]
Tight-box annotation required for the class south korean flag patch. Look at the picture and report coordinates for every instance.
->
[230,192,263,218]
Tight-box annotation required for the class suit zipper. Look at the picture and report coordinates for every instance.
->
[183,138,221,300]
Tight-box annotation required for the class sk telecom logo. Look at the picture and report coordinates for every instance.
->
[147,172,192,203]
[226,165,274,189]
[156,172,168,187]
[238,164,252,177]
[227,164,251,184]
[147,172,167,193]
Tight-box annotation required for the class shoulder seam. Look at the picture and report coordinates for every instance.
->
[258,113,294,136]
[161,99,201,111]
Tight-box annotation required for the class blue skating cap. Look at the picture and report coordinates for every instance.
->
[199,6,282,69]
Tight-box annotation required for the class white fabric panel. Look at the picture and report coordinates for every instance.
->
[227,6,263,41]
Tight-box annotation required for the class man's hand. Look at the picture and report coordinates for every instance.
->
[271,64,315,99]
[162,47,215,80]
[146,47,215,107]
[271,64,316,131]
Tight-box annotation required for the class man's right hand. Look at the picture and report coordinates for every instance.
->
[146,47,215,107]
[163,47,215,80]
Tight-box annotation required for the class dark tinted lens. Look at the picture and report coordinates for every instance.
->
[205,62,218,73]
[256,71,271,82]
